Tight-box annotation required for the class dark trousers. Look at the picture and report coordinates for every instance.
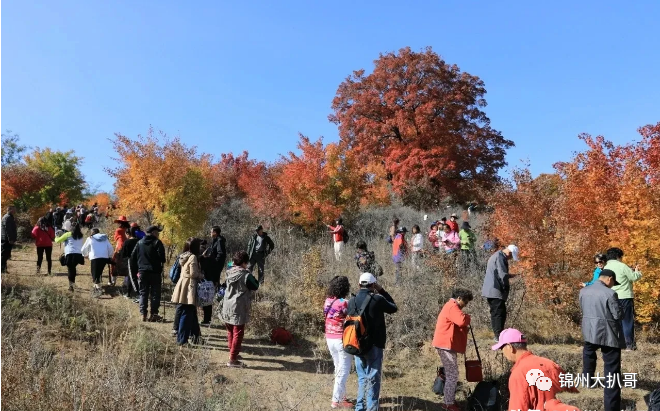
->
[37,246,53,273]
[203,305,213,323]
[487,298,507,339]
[67,262,78,283]
[1,241,13,272]
[618,298,635,349]
[173,304,185,332]
[249,255,266,284]
[177,304,201,345]
[583,342,621,411]
[90,259,108,284]
[139,271,161,316]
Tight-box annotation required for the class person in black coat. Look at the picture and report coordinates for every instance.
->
[130,225,166,322]
[1,206,18,273]
[199,226,227,325]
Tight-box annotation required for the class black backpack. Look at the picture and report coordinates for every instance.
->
[646,388,660,411]
[467,381,500,411]
[342,228,349,244]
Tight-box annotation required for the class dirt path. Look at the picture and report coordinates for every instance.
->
[3,244,657,410]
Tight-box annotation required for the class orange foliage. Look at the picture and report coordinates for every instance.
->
[490,124,660,323]
[86,193,112,215]
[1,165,49,208]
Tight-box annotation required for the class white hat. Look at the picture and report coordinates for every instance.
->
[507,244,520,261]
[359,273,377,285]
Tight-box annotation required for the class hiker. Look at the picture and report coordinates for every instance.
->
[411,225,424,269]
[355,241,381,276]
[1,206,17,274]
[579,268,624,411]
[130,225,166,322]
[110,216,130,285]
[130,222,145,240]
[349,273,397,411]
[492,328,578,411]
[387,218,400,244]
[200,226,227,325]
[446,213,459,232]
[459,222,476,260]
[327,218,346,261]
[392,227,408,284]
[32,216,55,275]
[81,228,115,297]
[440,224,460,253]
[604,247,642,351]
[55,222,85,291]
[120,226,141,300]
[62,216,75,232]
[221,250,260,367]
[53,207,65,229]
[428,223,440,253]
[432,289,473,411]
[247,225,274,285]
[172,237,205,346]
[481,244,519,340]
[324,276,354,409]
[580,253,606,288]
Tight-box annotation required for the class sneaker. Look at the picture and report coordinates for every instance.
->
[133,299,140,304]
[142,314,148,322]
[68,284,75,292]
[149,314,164,323]
[331,400,354,409]
[171,329,178,336]
[200,321,211,326]
[36,267,41,274]
[226,361,246,368]
[442,405,461,411]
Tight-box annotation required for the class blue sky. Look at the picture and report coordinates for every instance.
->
[3,0,659,192]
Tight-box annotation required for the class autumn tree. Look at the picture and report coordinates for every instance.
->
[23,148,86,206]
[236,160,286,223]
[86,192,113,215]
[490,124,660,323]
[0,165,49,210]
[330,47,514,206]
[107,128,214,247]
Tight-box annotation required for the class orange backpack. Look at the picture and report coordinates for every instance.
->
[342,295,373,355]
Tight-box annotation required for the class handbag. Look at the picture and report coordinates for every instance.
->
[432,366,446,395]
[465,324,484,382]
[197,280,215,307]
[59,253,66,267]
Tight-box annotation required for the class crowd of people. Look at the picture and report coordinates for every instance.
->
[0,205,647,411]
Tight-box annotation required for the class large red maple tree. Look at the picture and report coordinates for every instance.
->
[329,47,514,204]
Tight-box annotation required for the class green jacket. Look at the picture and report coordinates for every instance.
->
[459,229,476,250]
[605,259,642,299]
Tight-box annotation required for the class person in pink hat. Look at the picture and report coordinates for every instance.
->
[492,328,578,411]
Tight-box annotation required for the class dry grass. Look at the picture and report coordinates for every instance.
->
[3,202,659,410]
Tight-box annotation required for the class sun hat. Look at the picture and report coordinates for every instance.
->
[491,328,527,350]
[507,244,520,261]
[359,273,377,285]
[146,225,162,233]
[114,215,129,224]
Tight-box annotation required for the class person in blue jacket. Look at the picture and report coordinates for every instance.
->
[581,253,606,287]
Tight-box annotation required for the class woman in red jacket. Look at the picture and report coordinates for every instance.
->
[110,216,130,285]
[432,288,473,411]
[31,217,55,275]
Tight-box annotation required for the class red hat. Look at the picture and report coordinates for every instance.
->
[130,222,140,228]
[114,216,129,224]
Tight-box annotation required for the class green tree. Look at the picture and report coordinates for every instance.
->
[24,148,86,206]
[1,130,27,166]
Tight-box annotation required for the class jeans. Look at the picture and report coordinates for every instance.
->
[177,304,201,345]
[249,255,266,284]
[90,258,108,284]
[487,298,507,339]
[438,349,458,405]
[225,323,245,362]
[327,337,353,403]
[394,261,403,284]
[583,342,621,411]
[37,246,53,273]
[173,304,184,332]
[139,271,161,316]
[618,298,635,349]
[334,241,344,261]
[1,241,13,272]
[355,347,384,411]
